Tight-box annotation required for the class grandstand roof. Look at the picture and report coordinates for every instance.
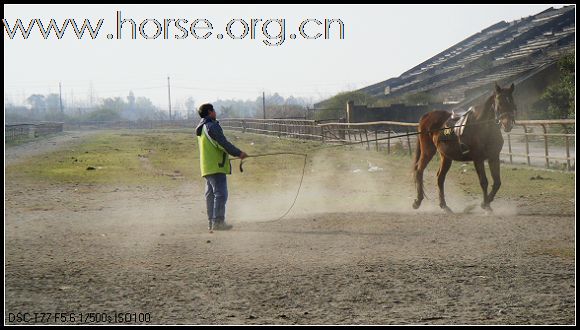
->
[356,6,575,108]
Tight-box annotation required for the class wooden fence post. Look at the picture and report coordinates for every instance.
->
[387,130,391,155]
[541,124,549,168]
[562,123,571,171]
[523,124,531,166]
[507,132,513,165]
[406,127,412,157]
[364,129,369,150]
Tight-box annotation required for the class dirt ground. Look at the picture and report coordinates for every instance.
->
[4,131,576,325]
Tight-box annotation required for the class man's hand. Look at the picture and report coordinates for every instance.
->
[239,151,248,159]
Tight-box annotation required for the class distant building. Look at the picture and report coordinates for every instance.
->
[319,6,575,119]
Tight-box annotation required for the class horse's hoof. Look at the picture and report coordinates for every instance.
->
[441,206,454,214]
[481,204,493,215]
[412,200,421,209]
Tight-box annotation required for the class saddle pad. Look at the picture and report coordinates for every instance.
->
[445,107,473,137]
[451,106,474,120]
[454,112,470,136]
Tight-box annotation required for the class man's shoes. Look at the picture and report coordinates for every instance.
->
[213,222,233,231]
[208,220,214,231]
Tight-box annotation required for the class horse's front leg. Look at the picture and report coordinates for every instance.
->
[473,160,491,211]
[487,157,502,204]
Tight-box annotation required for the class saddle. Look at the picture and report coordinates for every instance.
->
[441,107,473,141]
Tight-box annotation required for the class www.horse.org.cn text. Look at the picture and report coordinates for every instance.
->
[3,11,346,47]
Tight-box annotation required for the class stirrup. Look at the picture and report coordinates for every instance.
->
[460,144,470,155]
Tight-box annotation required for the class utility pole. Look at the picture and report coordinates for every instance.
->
[262,91,266,120]
[59,82,63,113]
[88,81,94,109]
[167,76,172,120]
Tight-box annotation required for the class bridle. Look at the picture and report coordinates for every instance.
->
[495,109,516,126]
[493,95,517,126]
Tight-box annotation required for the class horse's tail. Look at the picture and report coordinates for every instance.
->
[412,129,425,195]
[412,116,436,204]
[412,131,422,172]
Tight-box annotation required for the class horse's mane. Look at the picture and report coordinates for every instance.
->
[473,94,495,121]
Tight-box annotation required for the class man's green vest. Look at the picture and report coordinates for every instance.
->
[198,124,231,177]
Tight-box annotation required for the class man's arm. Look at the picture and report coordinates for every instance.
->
[207,122,243,157]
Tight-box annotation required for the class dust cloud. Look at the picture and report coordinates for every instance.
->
[227,149,518,223]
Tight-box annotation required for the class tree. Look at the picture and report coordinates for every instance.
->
[266,92,284,106]
[315,91,377,120]
[185,97,196,119]
[127,91,135,107]
[45,94,61,113]
[5,104,33,122]
[26,94,46,114]
[403,91,441,105]
[268,103,306,119]
[83,108,122,121]
[135,97,157,119]
[219,105,235,118]
[122,91,137,120]
[541,52,575,119]
[101,97,125,113]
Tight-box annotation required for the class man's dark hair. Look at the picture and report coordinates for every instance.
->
[198,103,214,118]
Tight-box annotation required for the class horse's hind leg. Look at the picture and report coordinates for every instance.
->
[413,136,436,209]
[437,155,453,213]
[487,157,501,204]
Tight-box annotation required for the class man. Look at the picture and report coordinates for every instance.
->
[195,103,247,231]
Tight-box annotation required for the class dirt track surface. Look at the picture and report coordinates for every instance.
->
[4,134,575,325]
[4,131,99,167]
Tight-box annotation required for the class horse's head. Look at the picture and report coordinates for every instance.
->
[493,82,517,132]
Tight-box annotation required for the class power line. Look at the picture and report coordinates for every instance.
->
[173,85,261,93]
[5,78,376,91]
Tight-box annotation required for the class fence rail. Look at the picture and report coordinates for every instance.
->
[5,122,64,142]
[220,118,322,140]
[318,121,420,156]
[64,120,194,130]
[504,119,575,170]
[223,118,576,171]
[9,118,574,171]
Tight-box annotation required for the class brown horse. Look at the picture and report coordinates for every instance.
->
[412,83,517,213]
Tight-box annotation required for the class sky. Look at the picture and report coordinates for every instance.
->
[3,4,562,111]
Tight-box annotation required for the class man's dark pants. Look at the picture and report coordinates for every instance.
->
[204,173,228,227]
